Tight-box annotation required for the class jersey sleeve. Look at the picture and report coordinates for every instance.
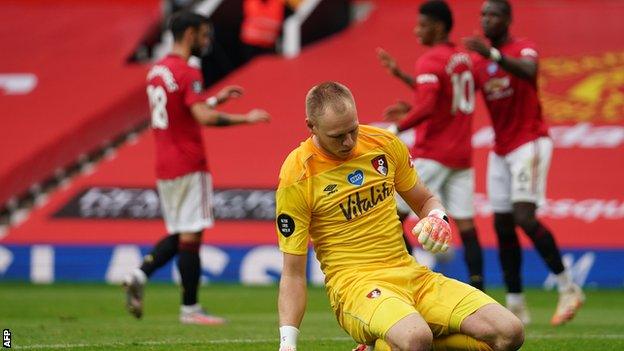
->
[414,56,442,94]
[386,137,418,192]
[515,40,539,62]
[183,69,207,107]
[275,165,311,255]
[397,57,441,131]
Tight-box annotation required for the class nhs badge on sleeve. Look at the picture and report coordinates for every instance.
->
[347,170,364,186]
[192,80,202,93]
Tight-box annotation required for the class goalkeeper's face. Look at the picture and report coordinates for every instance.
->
[309,107,359,160]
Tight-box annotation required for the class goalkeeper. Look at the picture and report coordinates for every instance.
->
[276,82,524,351]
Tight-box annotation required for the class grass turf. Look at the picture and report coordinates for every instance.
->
[0,283,622,350]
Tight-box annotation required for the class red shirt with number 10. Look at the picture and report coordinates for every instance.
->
[398,43,475,169]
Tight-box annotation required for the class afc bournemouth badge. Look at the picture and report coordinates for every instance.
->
[371,155,388,176]
[367,288,381,299]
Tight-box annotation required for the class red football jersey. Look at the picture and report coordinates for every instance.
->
[146,54,208,179]
[398,43,474,169]
[473,38,549,155]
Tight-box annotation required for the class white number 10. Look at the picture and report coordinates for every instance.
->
[147,85,168,129]
[451,71,475,115]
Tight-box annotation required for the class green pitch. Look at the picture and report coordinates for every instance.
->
[1,283,622,350]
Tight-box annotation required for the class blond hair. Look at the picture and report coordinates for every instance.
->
[305,82,356,122]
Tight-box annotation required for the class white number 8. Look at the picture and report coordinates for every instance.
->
[147,85,168,129]
[451,71,475,115]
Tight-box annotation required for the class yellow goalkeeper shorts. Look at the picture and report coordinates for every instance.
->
[335,265,498,344]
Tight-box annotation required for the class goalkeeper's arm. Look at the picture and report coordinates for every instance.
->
[278,252,308,351]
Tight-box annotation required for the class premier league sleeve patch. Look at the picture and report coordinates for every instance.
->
[192,80,202,94]
[371,155,389,176]
[277,213,295,237]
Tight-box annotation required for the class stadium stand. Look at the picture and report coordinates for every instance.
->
[1,0,623,287]
[0,0,161,214]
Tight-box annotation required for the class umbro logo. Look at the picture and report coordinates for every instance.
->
[323,184,338,195]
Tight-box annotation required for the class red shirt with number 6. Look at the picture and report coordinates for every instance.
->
[472,38,549,156]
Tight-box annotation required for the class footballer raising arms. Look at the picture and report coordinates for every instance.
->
[276,82,523,351]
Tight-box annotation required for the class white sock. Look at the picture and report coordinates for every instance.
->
[557,270,574,293]
[279,326,299,349]
[506,293,525,306]
[181,303,202,314]
[132,268,147,285]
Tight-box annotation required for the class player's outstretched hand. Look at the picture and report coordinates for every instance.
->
[246,109,271,124]
[383,101,411,122]
[216,85,244,104]
[412,210,451,253]
[376,47,399,76]
[462,34,490,58]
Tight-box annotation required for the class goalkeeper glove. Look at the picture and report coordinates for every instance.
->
[412,209,451,253]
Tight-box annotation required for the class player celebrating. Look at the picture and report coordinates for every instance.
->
[463,0,584,325]
[378,0,485,290]
[123,11,270,325]
[276,82,523,351]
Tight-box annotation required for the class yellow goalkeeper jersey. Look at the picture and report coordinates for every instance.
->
[276,125,421,300]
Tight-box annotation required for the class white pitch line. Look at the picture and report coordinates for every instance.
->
[530,333,624,340]
[14,334,624,349]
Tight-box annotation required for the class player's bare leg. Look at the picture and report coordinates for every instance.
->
[384,313,432,351]
[513,202,584,326]
[459,303,524,351]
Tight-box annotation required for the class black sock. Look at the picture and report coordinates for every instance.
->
[459,228,484,291]
[178,240,201,306]
[520,220,565,274]
[494,213,522,293]
[402,234,413,255]
[140,234,179,277]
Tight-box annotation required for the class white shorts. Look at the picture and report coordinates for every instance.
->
[396,158,475,219]
[157,171,214,234]
[487,137,552,213]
